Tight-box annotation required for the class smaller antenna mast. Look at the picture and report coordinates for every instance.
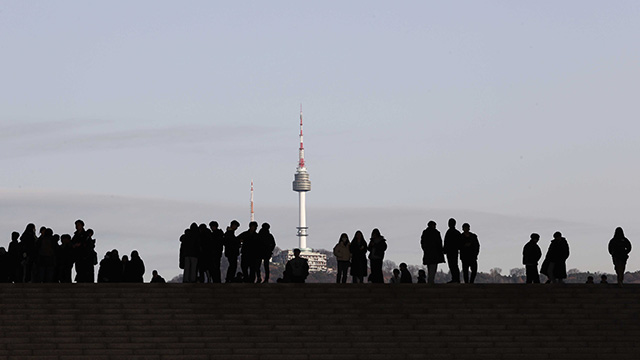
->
[250,180,255,222]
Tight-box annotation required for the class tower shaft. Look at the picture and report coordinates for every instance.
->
[297,192,307,250]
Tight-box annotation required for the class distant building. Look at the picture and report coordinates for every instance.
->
[287,250,327,273]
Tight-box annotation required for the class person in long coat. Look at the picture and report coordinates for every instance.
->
[421,220,445,284]
[541,231,569,283]
[608,227,632,285]
[349,230,368,283]
[125,250,145,283]
[367,228,387,283]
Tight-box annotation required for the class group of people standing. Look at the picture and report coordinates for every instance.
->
[179,220,276,283]
[331,220,480,284]
[332,228,389,283]
[0,220,97,283]
[3,219,631,285]
[421,219,480,284]
[1,219,153,284]
[332,219,632,285]
[523,227,632,285]
[97,249,146,283]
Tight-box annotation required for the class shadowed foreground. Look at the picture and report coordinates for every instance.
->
[0,284,639,359]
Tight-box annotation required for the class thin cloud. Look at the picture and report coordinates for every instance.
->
[0,119,106,141]
[0,122,281,159]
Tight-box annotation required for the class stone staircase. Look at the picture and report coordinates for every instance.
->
[0,283,639,359]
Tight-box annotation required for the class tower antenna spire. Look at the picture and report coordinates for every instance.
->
[298,104,305,169]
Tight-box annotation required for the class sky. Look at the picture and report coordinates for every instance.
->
[1,1,639,280]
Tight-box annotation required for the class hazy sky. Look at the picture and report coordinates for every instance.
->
[1,2,639,278]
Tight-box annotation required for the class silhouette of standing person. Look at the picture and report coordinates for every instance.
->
[223,220,241,283]
[105,249,123,283]
[208,221,225,283]
[459,223,480,284]
[180,223,201,283]
[19,223,37,283]
[421,220,445,284]
[608,227,631,285]
[349,230,368,283]
[126,250,145,283]
[0,247,9,282]
[367,229,387,283]
[97,251,112,283]
[121,254,129,278]
[35,228,57,283]
[57,234,74,283]
[238,221,260,283]
[197,223,213,283]
[257,223,276,283]
[542,231,569,283]
[522,233,542,283]
[333,233,351,283]
[443,218,462,283]
[72,221,96,283]
[7,231,21,283]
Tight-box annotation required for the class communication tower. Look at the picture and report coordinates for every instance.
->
[292,105,311,250]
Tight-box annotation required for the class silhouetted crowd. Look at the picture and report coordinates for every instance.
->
[179,220,276,283]
[1,217,632,285]
[0,219,158,284]
[333,218,632,285]
[332,219,480,284]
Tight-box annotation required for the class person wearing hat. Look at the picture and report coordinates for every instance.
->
[522,233,542,283]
